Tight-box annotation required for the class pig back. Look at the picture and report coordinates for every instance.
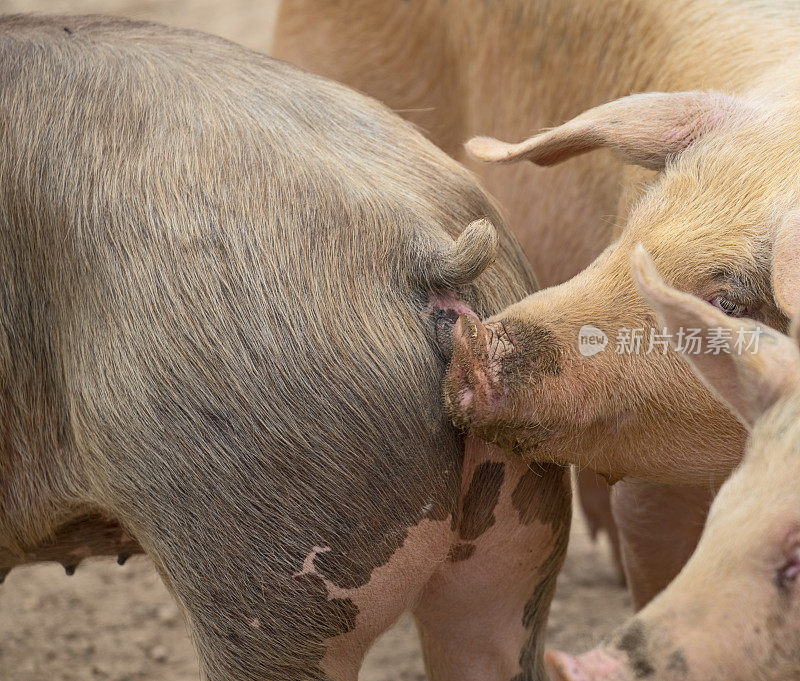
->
[0,13,536,651]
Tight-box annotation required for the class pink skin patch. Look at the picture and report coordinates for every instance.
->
[295,520,452,680]
[459,387,475,411]
[428,291,479,319]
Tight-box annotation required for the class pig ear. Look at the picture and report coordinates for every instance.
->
[632,245,800,428]
[773,212,800,316]
[466,91,737,170]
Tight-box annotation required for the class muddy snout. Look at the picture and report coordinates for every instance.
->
[444,312,561,430]
[444,315,506,426]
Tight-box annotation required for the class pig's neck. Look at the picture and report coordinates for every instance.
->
[465,0,800,139]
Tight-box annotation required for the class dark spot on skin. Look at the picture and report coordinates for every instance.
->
[511,463,571,527]
[448,542,476,562]
[666,650,688,675]
[616,620,646,654]
[615,620,655,679]
[457,462,505,541]
[767,612,787,630]
[227,630,245,647]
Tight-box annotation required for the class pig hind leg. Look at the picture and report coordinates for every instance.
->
[575,469,626,585]
[129,484,454,681]
[413,439,571,681]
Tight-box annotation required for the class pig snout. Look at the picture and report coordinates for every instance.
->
[444,313,561,431]
[444,314,512,425]
[545,648,631,681]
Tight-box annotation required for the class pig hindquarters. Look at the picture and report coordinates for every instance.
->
[0,15,570,681]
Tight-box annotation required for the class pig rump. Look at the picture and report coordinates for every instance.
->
[0,14,535,680]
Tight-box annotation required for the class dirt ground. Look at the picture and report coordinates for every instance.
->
[0,1,632,678]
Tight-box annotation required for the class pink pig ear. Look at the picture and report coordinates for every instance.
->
[773,212,800,317]
[466,91,739,170]
[632,245,800,428]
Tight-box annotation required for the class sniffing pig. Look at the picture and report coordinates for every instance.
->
[446,73,800,603]
[545,248,800,681]
[0,15,570,681]
[274,0,800,596]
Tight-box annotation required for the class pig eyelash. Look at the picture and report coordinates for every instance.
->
[708,294,748,318]
[777,551,800,589]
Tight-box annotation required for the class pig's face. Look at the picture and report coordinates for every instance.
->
[446,92,800,484]
[546,251,800,681]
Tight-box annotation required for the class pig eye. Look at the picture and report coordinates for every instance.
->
[777,550,800,589]
[709,295,747,317]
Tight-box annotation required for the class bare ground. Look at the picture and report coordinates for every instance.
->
[0,1,631,678]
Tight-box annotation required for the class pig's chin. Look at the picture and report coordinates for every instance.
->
[448,386,639,465]
[454,405,601,460]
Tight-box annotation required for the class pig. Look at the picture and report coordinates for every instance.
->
[544,247,800,681]
[273,0,800,597]
[446,76,800,603]
[0,14,570,681]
